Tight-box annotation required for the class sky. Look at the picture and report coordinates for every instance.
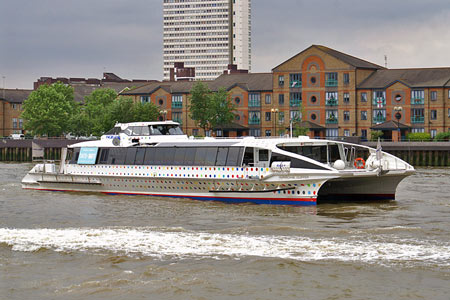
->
[1,0,450,89]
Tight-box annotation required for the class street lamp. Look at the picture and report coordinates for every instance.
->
[394,106,403,141]
[271,108,278,136]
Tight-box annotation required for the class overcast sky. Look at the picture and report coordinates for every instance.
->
[1,0,450,89]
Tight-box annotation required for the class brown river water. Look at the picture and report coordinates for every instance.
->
[1,163,449,300]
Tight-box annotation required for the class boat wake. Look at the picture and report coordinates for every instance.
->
[1,227,448,267]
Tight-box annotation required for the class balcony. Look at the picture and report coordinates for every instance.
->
[326,98,338,106]
[411,116,425,123]
[373,115,386,123]
[289,99,301,107]
[325,79,338,87]
[326,117,338,124]
[372,97,386,107]
[290,80,302,88]
[249,117,261,125]
[248,99,261,107]
[172,102,182,109]
[411,97,425,105]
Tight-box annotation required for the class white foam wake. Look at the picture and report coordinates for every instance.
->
[1,227,448,266]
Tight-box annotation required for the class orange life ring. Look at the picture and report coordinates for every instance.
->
[354,158,365,169]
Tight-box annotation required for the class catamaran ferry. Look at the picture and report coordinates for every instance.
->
[22,121,415,206]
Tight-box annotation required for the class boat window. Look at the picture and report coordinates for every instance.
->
[97,148,110,164]
[215,147,229,166]
[279,145,328,164]
[242,147,254,166]
[125,148,137,165]
[154,147,165,165]
[150,126,162,135]
[259,149,269,161]
[104,127,121,135]
[135,148,146,165]
[328,144,341,163]
[141,126,150,136]
[174,147,187,165]
[108,147,125,165]
[226,147,243,166]
[204,147,218,166]
[194,148,207,166]
[168,126,184,135]
[70,148,80,164]
[271,152,328,170]
[163,148,176,165]
[184,147,196,165]
[144,147,155,165]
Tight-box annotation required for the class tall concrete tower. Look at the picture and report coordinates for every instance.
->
[163,0,251,81]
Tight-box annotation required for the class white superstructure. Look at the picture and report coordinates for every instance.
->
[163,0,251,81]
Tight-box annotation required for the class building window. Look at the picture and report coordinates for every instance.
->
[412,128,425,133]
[361,129,367,138]
[373,109,386,123]
[431,91,437,101]
[265,94,271,104]
[289,92,301,106]
[326,128,338,138]
[430,129,437,138]
[411,90,425,105]
[216,129,223,137]
[12,118,18,129]
[278,75,284,87]
[448,108,450,118]
[310,76,317,84]
[326,110,338,124]
[343,92,350,104]
[265,111,271,121]
[249,93,261,107]
[361,92,367,102]
[278,94,284,105]
[344,129,350,137]
[343,73,349,84]
[12,103,18,110]
[411,108,425,123]
[311,113,317,121]
[343,111,350,121]
[234,97,241,105]
[361,111,367,120]
[249,128,261,137]
[448,90,450,98]
[171,95,183,108]
[141,96,150,103]
[395,94,402,102]
[289,73,302,88]
[431,110,437,120]
[265,130,271,137]
[192,129,199,136]
[311,96,317,103]
[249,111,261,125]
[325,92,338,106]
[279,111,285,123]
[172,112,182,124]
[325,72,338,86]
[19,119,23,129]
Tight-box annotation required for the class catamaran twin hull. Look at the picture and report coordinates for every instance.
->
[22,164,412,206]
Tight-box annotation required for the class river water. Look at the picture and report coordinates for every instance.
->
[1,163,449,300]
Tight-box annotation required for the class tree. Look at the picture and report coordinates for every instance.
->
[189,82,235,135]
[292,103,308,137]
[189,82,212,135]
[209,87,235,131]
[132,101,160,123]
[83,89,118,136]
[21,82,77,137]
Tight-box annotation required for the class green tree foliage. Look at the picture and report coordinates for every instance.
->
[132,101,160,123]
[434,131,450,141]
[210,87,235,131]
[292,104,308,137]
[83,89,118,136]
[189,82,235,135]
[370,130,384,141]
[189,82,212,134]
[21,82,77,137]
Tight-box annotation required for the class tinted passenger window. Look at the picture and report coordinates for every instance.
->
[125,148,137,165]
[226,147,242,166]
[184,148,196,165]
[204,147,218,166]
[215,147,228,166]
[135,148,146,165]
[194,148,207,165]
[144,148,155,165]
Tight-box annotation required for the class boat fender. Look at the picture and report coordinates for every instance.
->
[354,158,366,169]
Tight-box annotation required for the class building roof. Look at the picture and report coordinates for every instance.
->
[358,68,450,89]
[121,73,273,96]
[273,45,385,71]
[0,89,33,103]
[297,120,325,130]
[370,120,410,130]
[72,82,152,102]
